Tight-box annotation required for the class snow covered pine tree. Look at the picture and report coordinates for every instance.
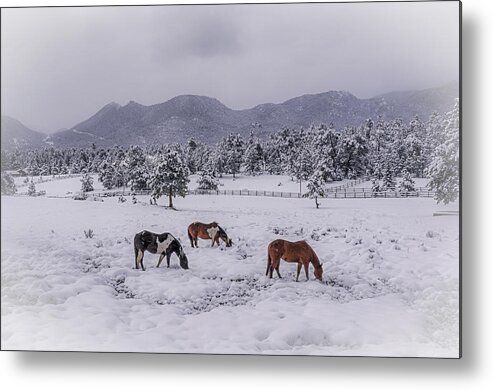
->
[149,149,190,208]
[304,168,326,208]
[197,170,219,191]
[27,179,36,196]
[80,173,94,193]
[398,169,416,195]
[426,101,460,204]
[1,172,17,195]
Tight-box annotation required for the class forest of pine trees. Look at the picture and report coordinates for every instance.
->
[0,104,460,203]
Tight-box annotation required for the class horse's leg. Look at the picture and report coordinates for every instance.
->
[134,247,140,269]
[296,262,302,282]
[275,264,282,279]
[157,253,165,268]
[304,261,309,281]
[136,249,144,270]
[166,252,171,268]
[271,257,281,279]
[188,233,195,248]
[140,253,145,272]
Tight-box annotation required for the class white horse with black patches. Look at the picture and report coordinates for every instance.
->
[133,230,189,271]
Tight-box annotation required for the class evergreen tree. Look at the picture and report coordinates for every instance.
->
[304,168,325,209]
[381,164,396,191]
[403,134,426,177]
[149,149,190,208]
[311,124,339,180]
[219,134,245,178]
[426,112,445,152]
[209,148,226,178]
[263,140,283,175]
[337,127,368,178]
[130,164,150,192]
[269,127,299,175]
[126,146,149,191]
[292,149,314,191]
[98,159,116,190]
[1,172,17,195]
[371,177,381,196]
[1,150,11,172]
[243,132,264,175]
[80,173,94,193]
[27,179,36,196]
[426,101,460,204]
[398,169,416,194]
[197,171,219,190]
[113,159,129,189]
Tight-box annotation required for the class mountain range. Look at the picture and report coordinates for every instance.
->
[1,82,459,151]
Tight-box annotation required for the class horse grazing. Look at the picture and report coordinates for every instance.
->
[266,239,323,282]
[187,222,232,248]
[134,230,189,271]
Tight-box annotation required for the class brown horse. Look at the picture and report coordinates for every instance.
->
[187,222,233,248]
[266,239,323,282]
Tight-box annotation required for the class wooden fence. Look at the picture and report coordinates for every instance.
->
[186,188,435,199]
[41,176,435,200]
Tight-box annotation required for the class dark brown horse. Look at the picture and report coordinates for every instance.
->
[266,239,323,282]
[187,222,232,248]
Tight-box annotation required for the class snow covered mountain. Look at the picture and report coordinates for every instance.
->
[3,82,458,150]
[1,116,47,151]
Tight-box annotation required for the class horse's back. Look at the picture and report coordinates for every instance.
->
[269,239,313,259]
[188,222,218,236]
[134,230,151,251]
[268,239,286,255]
[188,221,203,231]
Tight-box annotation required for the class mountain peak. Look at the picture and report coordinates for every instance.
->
[125,100,143,107]
[3,83,458,150]
[101,102,121,109]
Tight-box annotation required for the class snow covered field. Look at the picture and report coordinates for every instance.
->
[1,176,459,356]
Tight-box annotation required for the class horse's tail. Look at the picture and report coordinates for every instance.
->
[187,229,194,247]
[133,233,141,269]
[266,251,272,276]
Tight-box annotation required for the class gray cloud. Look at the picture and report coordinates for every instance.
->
[150,8,244,60]
[1,2,459,133]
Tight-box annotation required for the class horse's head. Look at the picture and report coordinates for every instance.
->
[178,244,189,269]
[218,228,233,247]
[314,264,323,282]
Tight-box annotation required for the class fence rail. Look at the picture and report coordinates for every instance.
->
[16,173,84,188]
[61,184,435,200]
[35,176,435,200]
[187,188,435,199]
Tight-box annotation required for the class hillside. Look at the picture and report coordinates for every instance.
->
[3,82,459,150]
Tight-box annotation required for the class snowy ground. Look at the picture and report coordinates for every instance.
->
[1,176,458,356]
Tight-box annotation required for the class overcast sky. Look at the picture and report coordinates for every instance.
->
[1,1,459,133]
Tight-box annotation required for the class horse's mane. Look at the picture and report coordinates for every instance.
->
[309,246,322,268]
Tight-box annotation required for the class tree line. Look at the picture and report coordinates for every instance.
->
[1,101,459,206]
